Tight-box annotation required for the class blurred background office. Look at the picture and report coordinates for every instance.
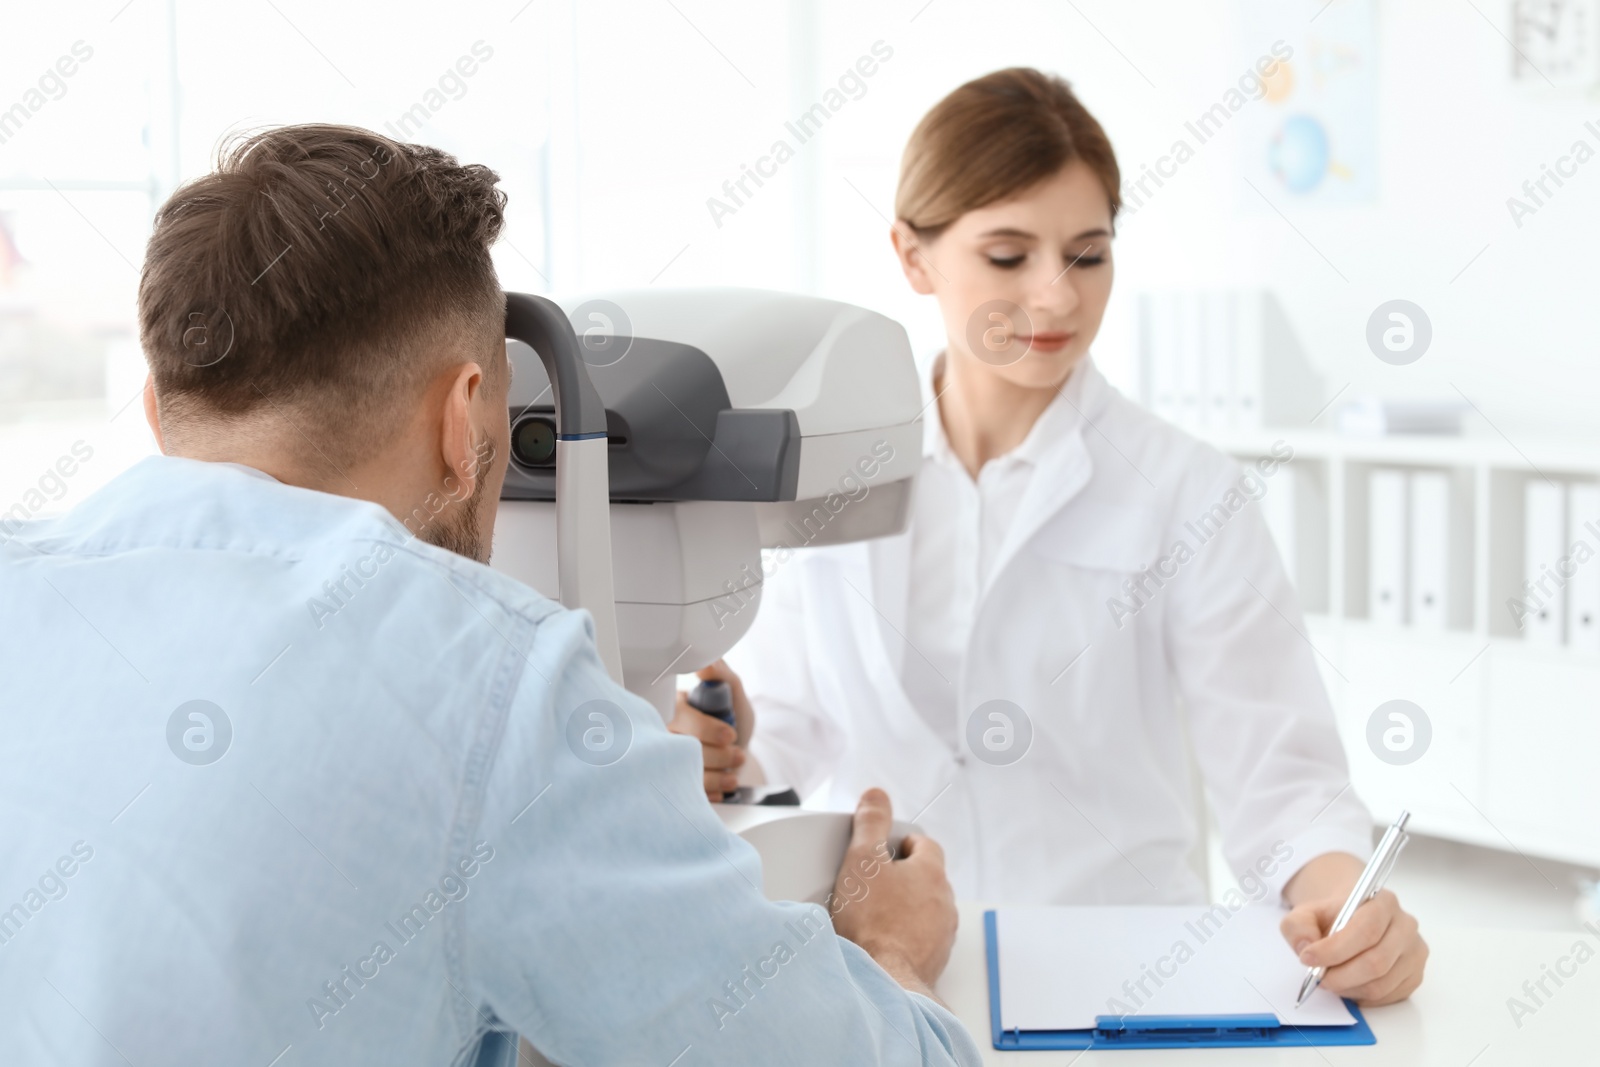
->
[3,0,1596,929]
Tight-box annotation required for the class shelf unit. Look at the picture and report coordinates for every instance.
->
[1210,429,1600,871]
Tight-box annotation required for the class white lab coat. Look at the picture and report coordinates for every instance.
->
[726,358,1373,906]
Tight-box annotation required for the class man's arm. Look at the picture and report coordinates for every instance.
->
[459,607,982,1066]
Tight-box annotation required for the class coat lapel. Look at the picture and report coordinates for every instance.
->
[868,523,915,679]
[866,362,941,681]
[979,359,1108,601]
[816,530,952,761]
[835,357,1115,751]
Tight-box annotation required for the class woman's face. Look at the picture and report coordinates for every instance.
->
[896,160,1114,391]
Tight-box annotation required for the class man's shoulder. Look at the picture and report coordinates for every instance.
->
[374,532,564,631]
[13,454,571,646]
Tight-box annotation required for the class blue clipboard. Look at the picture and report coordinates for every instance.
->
[983,910,1376,1050]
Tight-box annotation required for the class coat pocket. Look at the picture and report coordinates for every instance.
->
[1026,496,1166,574]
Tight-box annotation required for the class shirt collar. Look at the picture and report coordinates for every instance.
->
[220,461,281,483]
[919,351,1094,471]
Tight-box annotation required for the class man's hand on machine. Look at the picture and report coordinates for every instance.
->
[668,670,957,997]
[830,788,959,1002]
[668,660,759,803]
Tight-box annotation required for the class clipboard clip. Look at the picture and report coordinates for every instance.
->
[1094,1014,1281,1045]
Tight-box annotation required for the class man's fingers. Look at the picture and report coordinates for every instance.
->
[898,832,943,868]
[850,788,893,853]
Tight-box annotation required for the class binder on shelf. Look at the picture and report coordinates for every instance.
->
[1202,291,1235,430]
[1176,291,1205,428]
[1233,290,1264,429]
[984,907,1375,1051]
[1140,293,1181,424]
[1569,483,1600,651]
[1408,471,1449,631]
[1524,480,1566,646]
[1135,288,1318,431]
[1368,469,1407,625]
[1261,463,1298,588]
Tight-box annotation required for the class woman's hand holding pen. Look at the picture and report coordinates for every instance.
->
[1280,852,1429,1005]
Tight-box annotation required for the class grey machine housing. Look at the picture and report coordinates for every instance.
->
[492,288,923,714]
[501,335,802,504]
[491,288,925,908]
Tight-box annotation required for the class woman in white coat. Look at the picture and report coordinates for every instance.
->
[673,67,1426,1004]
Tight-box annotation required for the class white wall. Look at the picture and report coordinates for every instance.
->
[559,0,1600,442]
[6,0,1599,510]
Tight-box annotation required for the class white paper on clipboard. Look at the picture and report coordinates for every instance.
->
[994,905,1358,1032]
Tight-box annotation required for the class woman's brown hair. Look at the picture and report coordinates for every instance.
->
[895,67,1121,239]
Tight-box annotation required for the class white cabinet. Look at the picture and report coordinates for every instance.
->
[1218,431,1600,869]
[1482,648,1600,867]
[1335,626,1483,829]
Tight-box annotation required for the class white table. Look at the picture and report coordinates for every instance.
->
[938,904,1596,1065]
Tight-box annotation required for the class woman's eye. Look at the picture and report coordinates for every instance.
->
[1072,254,1107,267]
[986,254,1026,269]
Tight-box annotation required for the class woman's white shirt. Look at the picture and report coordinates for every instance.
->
[902,379,1075,749]
[725,356,1373,906]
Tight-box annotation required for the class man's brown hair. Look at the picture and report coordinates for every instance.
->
[139,123,506,459]
[895,67,1121,240]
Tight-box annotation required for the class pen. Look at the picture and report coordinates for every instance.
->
[1295,809,1411,1008]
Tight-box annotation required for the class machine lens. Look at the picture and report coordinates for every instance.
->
[511,415,557,468]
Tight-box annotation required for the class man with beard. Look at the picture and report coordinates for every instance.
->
[0,125,978,1067]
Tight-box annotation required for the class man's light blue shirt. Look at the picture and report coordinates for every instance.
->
[0,455,980,1067]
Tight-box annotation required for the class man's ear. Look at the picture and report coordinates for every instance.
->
[890,221,938,296]
[437,362,487,497]
[142,374,166,453]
